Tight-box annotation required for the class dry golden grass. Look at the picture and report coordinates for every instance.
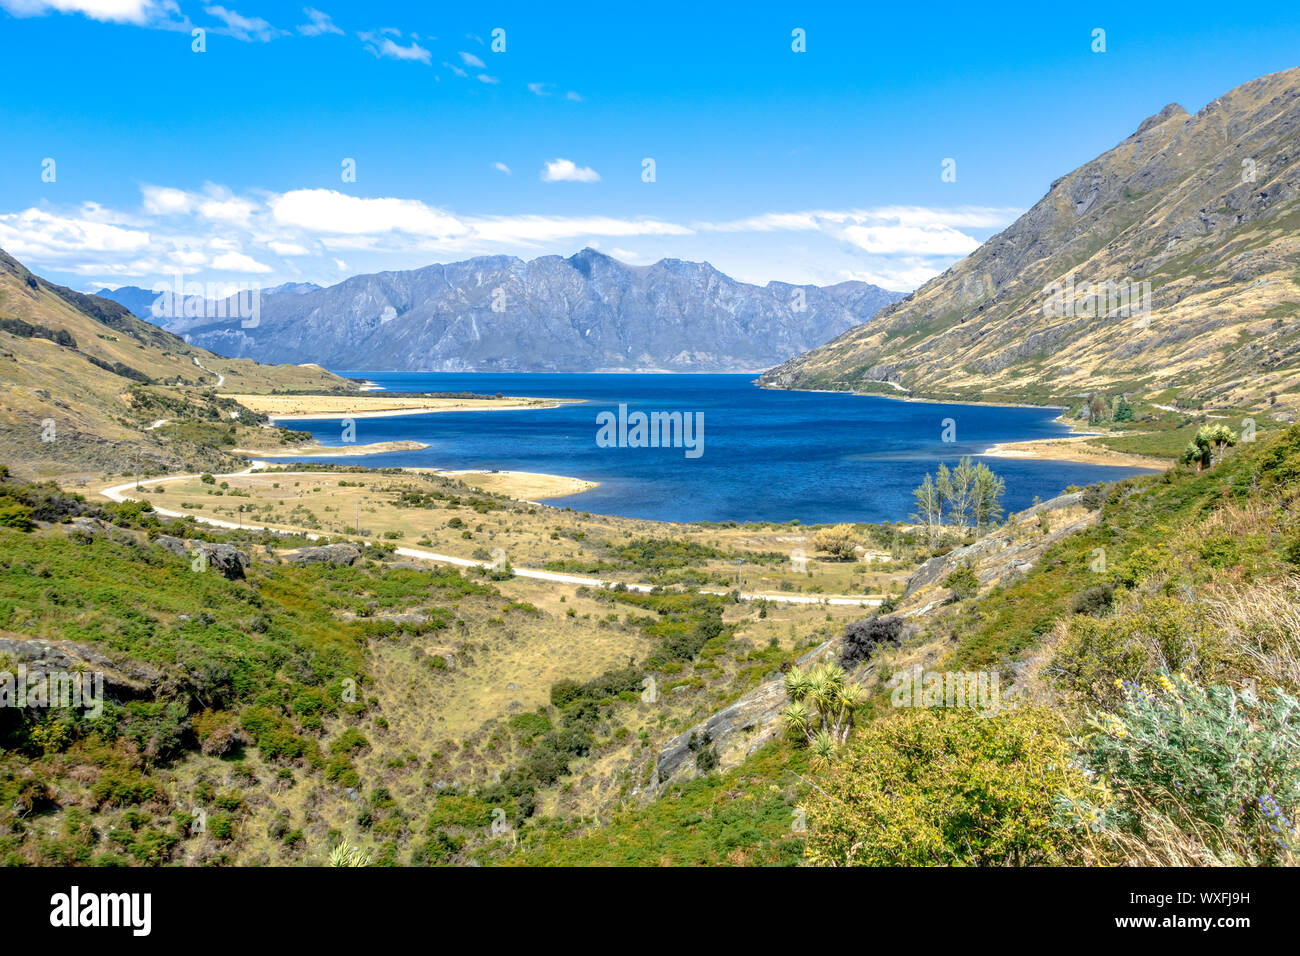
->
[129,469,908,599]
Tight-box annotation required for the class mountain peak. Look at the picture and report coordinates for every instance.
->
[1134,102,1189,136]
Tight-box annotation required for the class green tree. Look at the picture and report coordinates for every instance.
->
[1088,393,1108,424]
[1181,423,1236,471]
[910,473,943,546]
[971,461,1006,529]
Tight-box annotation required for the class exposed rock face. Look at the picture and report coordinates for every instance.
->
[899,492,1096,612]
[289,543,362,567]
[154,534,188,557]
[0,632,160,703]
[104,249,900,372]
[194,542,250,580]
[761,67,1300,416]
[653,640,832,788]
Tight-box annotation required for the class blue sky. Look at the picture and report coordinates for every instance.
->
[1,1,1297,293]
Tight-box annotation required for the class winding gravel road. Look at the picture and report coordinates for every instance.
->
[100,468,881,608]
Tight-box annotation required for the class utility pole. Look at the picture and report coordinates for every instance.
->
[734,558,745,602]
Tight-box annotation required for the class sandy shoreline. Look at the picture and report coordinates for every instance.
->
[418,469,599,500]
[227,393,578,421]
[980,435,1168,469]
[233,440,429,458]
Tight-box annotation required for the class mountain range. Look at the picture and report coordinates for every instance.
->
[98,250,901,373]
[761,67,1300,418]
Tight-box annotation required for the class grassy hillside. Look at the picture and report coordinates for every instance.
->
[0,247,355,481]
[3,422,1293,866]
[0,465,880,866]
[514,425,1300,865]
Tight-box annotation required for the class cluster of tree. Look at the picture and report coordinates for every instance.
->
[0,316,76,348]
[910,456,1006,545]
[1084,392,1134,423]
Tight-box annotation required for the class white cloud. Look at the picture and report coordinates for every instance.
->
[565,91,583,102]
[841,224,979,256]
[458,50,485,69]
[297,7,341,36]
[526,82,552,96]
[492,162,511,175]
[141,184,193,216]
[360,29,430,63]
[269,189,467,237]
[477,74,498,84]
[204,5,280,42]
[442,61,467,77]
[0,0,167,24]
[0,207,152,259]
[541,158,601,183]
[4,185,1019,293]
[211,250,271,272]
[268,240,309,256]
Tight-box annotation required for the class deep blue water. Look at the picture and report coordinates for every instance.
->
[266,372,1156,524]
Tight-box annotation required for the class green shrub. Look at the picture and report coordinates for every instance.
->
[942,563,979,600]
[1058,674,1300,865]
[803,708,1088,866]
[1069,583,1114,616]
[0,502,35,531]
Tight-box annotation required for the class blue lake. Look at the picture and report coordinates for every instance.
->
[267,372,1156,524]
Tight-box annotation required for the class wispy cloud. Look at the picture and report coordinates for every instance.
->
[360,28,430,63]
[297,7,341,36]
[541,159,601,183]
[527,83,583,102]
[492,162,511,175]
[2,184,1019,291]
[203,5,281,42]
[0,0,191,31]
[458,50,485,69]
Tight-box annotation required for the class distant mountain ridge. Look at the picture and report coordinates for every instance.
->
[761,67,1300,417]
[99,250,901,372]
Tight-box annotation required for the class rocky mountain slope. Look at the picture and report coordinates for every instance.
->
[761,67,1300,417]
[100,249,900,372]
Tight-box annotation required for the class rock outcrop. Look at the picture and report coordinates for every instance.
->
[288,543,362,567]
